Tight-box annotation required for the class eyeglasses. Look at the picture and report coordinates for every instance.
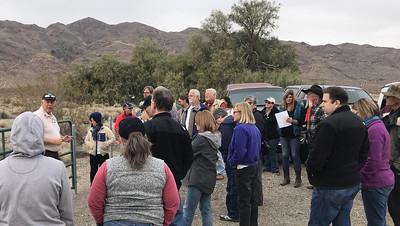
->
[265,101,273,104]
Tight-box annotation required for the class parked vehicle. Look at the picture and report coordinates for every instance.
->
[285,85,374,107]
[226,83,284,110]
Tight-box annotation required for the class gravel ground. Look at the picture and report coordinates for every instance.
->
[72,147,394,226]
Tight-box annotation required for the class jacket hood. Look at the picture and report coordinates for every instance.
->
[10,112,45,157]
[198,131,221,149]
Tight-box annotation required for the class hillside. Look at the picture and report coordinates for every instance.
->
[0,17,399,91]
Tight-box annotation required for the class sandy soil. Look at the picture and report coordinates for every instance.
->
[71,145,394,226]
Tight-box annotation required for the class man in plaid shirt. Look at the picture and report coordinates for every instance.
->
[302,85,326,189]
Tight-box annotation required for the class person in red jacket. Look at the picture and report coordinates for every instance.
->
[114,102,135,143]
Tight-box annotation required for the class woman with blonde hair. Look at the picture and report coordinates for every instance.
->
[183,110,221,226]
[280,90,305,187]
[228,102,261,226]
[88,117,179,226]
[352,98,394,226]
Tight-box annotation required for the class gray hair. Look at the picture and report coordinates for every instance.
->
[152,86,173,111]
[206,88,217,97]
[244,95,257,105]
[189,89,201,99]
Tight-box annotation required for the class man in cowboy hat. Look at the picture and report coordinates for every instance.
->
[382,84,400,225]
[302,85,326,189]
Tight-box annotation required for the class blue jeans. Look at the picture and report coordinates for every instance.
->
[225,162,239,219]
[362,186,393,226]
[280,137,301,173]
[264,138,279,172]
[183,186,212,226]
[309,185,360,226]
[216,150,225,175]
[170,195,183,226]
[104,221,151,226]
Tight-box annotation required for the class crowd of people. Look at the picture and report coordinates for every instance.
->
[0,83,399,226]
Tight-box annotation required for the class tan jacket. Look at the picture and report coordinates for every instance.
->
[84,126,115,155]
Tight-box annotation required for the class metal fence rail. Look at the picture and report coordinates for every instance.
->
[0,120,78,194]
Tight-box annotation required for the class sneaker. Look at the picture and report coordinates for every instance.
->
[272,170,280,176]
[220,215,239,222]
[216,174,224,180]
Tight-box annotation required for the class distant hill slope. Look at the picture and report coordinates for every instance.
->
[0,17,399,91]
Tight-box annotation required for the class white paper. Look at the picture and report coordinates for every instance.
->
[275,111,291,128]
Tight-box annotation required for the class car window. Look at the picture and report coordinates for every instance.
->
[345,89,373,104]
[229,87,284,105]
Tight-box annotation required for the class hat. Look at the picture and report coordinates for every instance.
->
[383,84,400,100]
[213,108,227,119]
[42,92,56,101]
[264,97,276,103]
[89,112,102,124]
[118,117,145,139]
[302,85,323,99]
[123,102,134,109]
[140,95,152,110]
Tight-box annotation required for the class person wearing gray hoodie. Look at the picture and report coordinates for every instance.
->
[182,111,221,226]
[0,112,73,226]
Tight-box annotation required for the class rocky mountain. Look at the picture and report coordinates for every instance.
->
[0,17,399,91]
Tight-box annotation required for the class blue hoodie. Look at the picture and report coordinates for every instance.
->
[228,123,261,168]
[218,115,235,161]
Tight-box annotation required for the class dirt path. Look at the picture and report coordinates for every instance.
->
[72,150,394,226]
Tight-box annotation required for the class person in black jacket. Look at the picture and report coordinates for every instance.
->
[144,86,193,226]
[213,108,239,222]
[245,96,265,206]
[261,97,280,175]
[306,86,369,226]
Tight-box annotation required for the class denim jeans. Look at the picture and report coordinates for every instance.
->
[183,186,212,226]
[264,138,279,172]
[236,165,258,226]
[170,194,184,226]
[309,185,360,226]
[362,186,393,226]
[104,220,152,226]
[280,137,301,173]
[225,162,239,219]
[388,166,400,226]
[216,150,226,175]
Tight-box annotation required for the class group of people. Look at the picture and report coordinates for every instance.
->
[0,83,399,226]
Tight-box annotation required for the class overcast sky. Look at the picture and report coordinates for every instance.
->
[0,0,399,48]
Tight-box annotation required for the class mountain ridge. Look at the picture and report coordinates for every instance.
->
[0,18,399,91]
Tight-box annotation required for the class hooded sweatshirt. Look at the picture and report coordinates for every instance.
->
[185,131,221,194]
[0,112,73,226]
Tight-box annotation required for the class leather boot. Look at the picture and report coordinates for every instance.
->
[280,168,290,186]
[294,170,302,188]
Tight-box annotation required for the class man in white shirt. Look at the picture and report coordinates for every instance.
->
[34,92,72,159]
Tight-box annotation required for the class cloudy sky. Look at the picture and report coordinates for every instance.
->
[1,0,399,48]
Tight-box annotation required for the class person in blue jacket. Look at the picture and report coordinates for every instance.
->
[228,102,261,226]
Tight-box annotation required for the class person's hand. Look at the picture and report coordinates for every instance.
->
[62,135,72,143]
[286,117,293,123]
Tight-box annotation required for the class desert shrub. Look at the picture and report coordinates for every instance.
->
[0,112,9,119]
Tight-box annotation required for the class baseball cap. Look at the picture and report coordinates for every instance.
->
[119,117,145,139]
[42,92,56,101]
[123,102,134,109]
[264,97,276,103]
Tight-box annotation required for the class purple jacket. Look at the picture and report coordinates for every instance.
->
[361,118,394,189]
[228,123,261,168]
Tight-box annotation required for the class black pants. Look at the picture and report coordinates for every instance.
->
[236,165,258,226]
[45,150,59,160]
[388,166,400,226]
[90,154,109,184]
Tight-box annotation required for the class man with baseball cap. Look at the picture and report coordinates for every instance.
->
[114,102,135,143]
[382,84,400,225]
[34,92,72,159]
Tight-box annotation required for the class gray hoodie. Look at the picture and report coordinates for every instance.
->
[0,112,73,226]
[185,131,221,194]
